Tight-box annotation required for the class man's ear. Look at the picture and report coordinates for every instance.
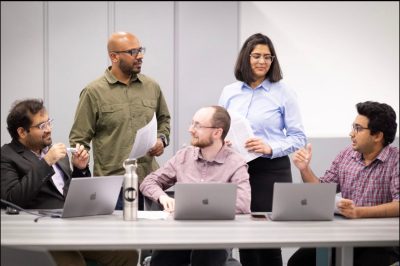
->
[373,131,384,145]
[17,127,28,140]
[213,128,223,139]
[109,52,118,63]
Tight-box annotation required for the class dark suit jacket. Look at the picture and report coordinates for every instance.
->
[1,139,90,209]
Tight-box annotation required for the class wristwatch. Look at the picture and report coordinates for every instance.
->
[159,134,168,148]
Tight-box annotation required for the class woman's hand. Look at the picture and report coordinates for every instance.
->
[245,138,272,155]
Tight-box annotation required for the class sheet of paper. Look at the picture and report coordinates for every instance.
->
[138,211,170,220]
[129,113,157,159]
[226,111,262,162]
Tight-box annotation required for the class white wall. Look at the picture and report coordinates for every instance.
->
[1,1,238,169]
[240,1,399,138]
[1,1,399,165]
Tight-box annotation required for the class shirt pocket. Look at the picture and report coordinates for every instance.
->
[130,99,157,127]
[142,99,157,110]
[99,103,128,128]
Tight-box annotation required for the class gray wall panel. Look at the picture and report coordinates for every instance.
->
[48,1,109,147]
[1,2,44,144]
[176,1,239,148]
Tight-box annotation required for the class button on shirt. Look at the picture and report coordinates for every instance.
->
[320,145,399,206]
[139,145,251,214]
[218,80,306,158]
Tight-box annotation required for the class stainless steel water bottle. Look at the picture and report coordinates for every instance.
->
[122,158,138,220]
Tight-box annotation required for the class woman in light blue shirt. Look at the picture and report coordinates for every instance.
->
[219,33,307,266]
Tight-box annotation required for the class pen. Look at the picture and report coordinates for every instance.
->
[66,147,77,153]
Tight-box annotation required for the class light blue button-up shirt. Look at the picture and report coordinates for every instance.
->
[218,79,307,159]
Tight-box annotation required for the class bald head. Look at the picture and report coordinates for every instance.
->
[107,32,140,53]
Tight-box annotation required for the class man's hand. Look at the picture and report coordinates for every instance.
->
[337,198,358,218]
[292,143,312,170]
[44,143,67,166]
[70,144,89,170]
[148,139,164,157]
[159,194,175,212]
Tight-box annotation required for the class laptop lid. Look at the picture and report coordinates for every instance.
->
[40,176,123,218]
[174,183,237,220]
[270,183,337,221]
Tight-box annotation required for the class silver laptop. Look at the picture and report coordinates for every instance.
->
[174,183,237,220]
[268,183,337,221]
[39,175,123,218]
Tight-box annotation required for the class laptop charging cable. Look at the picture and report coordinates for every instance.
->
[1,199,59,222]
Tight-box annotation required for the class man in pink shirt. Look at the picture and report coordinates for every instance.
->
[140,105,251,266]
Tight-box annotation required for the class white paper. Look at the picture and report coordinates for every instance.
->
[129,113,157,159]
[226,111,262,162]
[138,211,170,220]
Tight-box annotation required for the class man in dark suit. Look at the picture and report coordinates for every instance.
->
[1,98,138,266]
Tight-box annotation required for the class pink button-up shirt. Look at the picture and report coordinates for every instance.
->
[140,145,251,214]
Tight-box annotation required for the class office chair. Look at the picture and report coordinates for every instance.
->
[141,193,242,266]
[142,249,241,266]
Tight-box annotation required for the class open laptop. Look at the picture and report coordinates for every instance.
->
[39,175,123,218]
[174,183,237,220]
[268,183,337,221]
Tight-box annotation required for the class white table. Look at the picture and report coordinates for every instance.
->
[2,210,398,266]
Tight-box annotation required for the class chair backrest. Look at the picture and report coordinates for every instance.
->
[1,246,56,266]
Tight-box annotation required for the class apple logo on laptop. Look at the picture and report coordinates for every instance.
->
[90,192,96,200]
[300,198,307,206]
[202,198,209,205]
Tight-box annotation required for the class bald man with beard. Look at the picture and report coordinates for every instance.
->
[69,32,171,211]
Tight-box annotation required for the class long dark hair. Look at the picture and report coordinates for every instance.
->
[234,33,283,84]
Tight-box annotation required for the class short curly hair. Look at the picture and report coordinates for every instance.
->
[356,101,397,146]
[7,98,45,141]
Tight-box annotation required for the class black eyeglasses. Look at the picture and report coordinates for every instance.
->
[112,47,146,57]
[351,123,369,134]
[30,118,54,131]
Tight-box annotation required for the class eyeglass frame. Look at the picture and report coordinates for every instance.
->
[249,53,275,63]
[30,118,54,131]
[189,122,218,131]
[111,47,146,57]
[351,123,369,134]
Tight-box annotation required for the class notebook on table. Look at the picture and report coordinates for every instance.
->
[173,183,237,220]
[268,182,337,221]
[39,175,123,218]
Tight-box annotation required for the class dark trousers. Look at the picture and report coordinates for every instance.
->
[239,156,292,266]
[287,247,399,266]
[150,249,229,266]
[115,188,144,211]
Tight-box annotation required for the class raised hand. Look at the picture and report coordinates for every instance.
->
[292,143,312,170]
